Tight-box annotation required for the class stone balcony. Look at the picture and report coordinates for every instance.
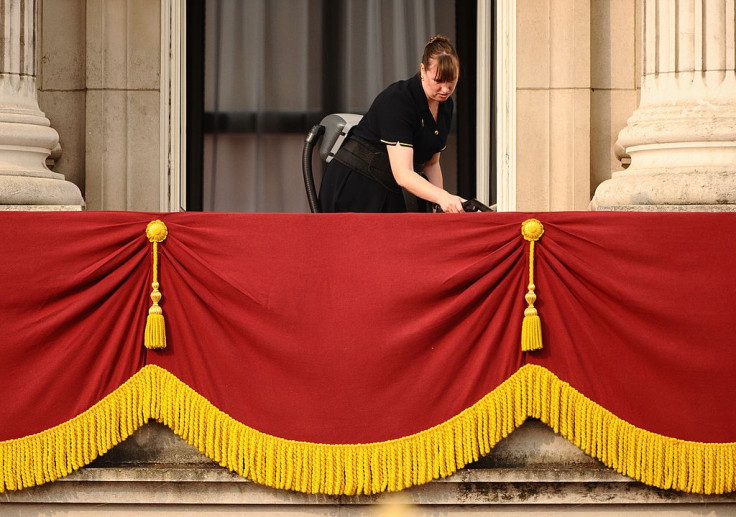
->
[3,420,734,515]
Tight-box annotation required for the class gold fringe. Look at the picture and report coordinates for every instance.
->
[2,364,735,495]
[0,367,152,493]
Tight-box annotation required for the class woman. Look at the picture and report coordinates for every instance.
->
[319,35,465,213]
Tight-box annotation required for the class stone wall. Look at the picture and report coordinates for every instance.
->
[515,0,641,211]
[38,0,161,211]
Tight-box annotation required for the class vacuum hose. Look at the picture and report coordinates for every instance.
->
[302,124,325,213]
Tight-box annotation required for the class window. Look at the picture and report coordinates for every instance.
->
[186,0,485,211]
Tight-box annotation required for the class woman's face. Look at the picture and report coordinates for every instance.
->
[421,58,458,104]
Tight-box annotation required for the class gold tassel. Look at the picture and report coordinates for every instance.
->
[521,219,544,352]
[145,220,169,349]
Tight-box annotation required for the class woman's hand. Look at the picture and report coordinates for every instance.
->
[386,145,465,212]
[437,192,465,213]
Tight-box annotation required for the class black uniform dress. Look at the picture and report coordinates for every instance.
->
[319,74,453,212]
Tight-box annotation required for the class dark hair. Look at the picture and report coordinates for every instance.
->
[421,35,459,83]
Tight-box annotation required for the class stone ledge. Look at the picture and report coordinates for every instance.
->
[2,422,735,508]
[593,204,736,212]
[0,204,82,211]
[51,465,630,485]
[3,466,733,506]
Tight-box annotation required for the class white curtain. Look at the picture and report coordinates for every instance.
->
[203,0,453,212]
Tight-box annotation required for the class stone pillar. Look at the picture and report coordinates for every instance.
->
[0,0,82,210]
[591,0,736,211]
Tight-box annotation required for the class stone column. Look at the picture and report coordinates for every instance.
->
[591,0,736,211]
[0,0,82,210]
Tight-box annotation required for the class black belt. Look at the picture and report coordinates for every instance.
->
[334,136,429,212]
[334,136,400,193]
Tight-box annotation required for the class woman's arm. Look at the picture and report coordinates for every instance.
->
[386,144,464,213]
[423,152,443,189]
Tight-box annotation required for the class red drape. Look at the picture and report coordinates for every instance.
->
[1,211,734,492]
